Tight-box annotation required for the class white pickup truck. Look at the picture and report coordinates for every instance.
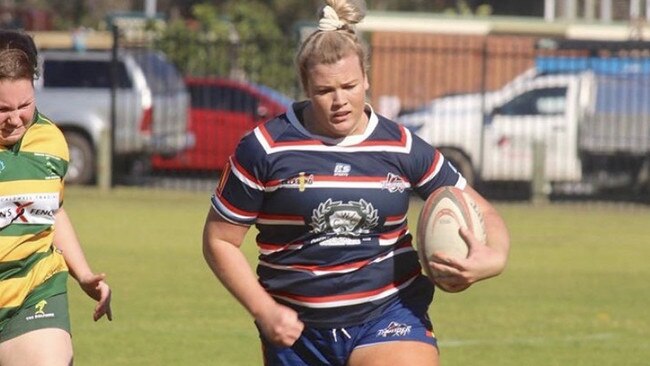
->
[398,64,650,195]
[35,49,192,184]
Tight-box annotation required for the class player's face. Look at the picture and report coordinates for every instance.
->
[305,53,369,138]
[0,78,35,147]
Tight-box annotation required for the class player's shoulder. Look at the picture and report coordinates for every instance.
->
[372,111,435,155]
[20,111,69,161]
[243,101,315,150]
[373,112,403,134]
[253,113,294,140]
[239,110,293,150]
[356,111,405,146]
[232,107,298,169]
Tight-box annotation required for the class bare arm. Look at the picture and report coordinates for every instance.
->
[53,208,112,321]
[202,208,304,346]
[429,185,510,292]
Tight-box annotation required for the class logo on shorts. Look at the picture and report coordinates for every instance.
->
[25,299,55,321]
[35,300,47,315]
[377,321,412,337]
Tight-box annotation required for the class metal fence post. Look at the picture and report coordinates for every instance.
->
[97,24,119,191]
[97,126,111,191]
[531,140,549,204]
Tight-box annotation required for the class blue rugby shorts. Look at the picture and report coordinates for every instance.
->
[260,299,437,366]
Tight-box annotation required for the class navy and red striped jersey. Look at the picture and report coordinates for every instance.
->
[211,102,466,327]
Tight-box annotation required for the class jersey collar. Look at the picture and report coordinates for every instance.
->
[287,101,378,146]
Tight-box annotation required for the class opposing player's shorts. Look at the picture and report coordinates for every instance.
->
[260,299,437,366]
[0,292,71,343]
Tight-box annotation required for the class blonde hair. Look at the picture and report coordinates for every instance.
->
[295,0,369,93]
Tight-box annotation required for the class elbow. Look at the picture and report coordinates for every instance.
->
[485,221,511,276]
[494,237,511,276]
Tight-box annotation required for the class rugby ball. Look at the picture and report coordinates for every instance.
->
[416,186,486,282]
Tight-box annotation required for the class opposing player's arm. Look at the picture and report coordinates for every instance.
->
[202,209,304,346]
[53,208,112,321]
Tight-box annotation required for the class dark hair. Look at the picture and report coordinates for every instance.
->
[0,29,39,80]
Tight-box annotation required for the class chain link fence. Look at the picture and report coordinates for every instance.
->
[91,27,650,204]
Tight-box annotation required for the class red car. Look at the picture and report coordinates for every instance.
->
[152,77,292,171]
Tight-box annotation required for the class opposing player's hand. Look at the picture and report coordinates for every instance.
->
[256,303,304,347]
[78,273,113,321]
[429,227,503,292]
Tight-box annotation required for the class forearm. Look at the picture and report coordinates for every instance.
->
[466,185,510,275]
[203,236,278,318]
[53,208,94,281]
[482,206,510,274]
[202,210,303,346]
[53,208,112,320]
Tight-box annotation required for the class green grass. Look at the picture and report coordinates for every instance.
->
[62,187,650,365]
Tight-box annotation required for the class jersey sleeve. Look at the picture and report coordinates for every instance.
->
[406,131,467,199]
[210,129,267,226]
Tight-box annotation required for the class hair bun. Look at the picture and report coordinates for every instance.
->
[318,5,345,31]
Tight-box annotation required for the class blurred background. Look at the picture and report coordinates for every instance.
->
[4,0,650,204]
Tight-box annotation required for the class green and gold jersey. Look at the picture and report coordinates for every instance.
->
[0,111,69,332]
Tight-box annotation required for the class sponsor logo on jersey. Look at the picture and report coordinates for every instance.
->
[0,202,33,228]
[281,172,314,192]
[0,207,16,228]
[310,199,379,241]
[0,193,58,227]
[334,163,351,176]
[0,160,5,173]
[319,237,362,246]
[381,173,407,193]
[13,202,33,222]
[377,321,412,337]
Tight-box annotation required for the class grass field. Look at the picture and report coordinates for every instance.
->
[62,186,650,365]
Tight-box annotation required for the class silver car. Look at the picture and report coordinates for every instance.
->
[35,49,192,184]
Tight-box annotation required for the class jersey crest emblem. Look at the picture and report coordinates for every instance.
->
[310,198,379,236]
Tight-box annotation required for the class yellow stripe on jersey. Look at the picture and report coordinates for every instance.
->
[0,231,52,262]
[19,118,69,161]
[0,180,63,197]
[0,250,67,309]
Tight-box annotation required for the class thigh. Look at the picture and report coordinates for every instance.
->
[347,298,439,366]
[0,328,73,366]
[348,340,439,366]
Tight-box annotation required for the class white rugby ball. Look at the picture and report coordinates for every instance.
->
[416,186,486,282]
